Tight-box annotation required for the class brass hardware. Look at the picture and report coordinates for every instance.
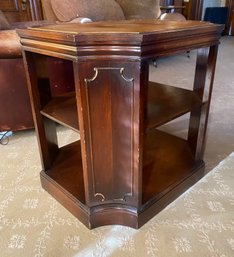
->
[22,0,27,11]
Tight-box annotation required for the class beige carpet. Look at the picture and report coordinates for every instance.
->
[0,128,234,257]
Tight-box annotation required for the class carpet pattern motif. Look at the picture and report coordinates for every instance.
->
[0,129,234,257]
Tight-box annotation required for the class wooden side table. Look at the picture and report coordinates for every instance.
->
[18,20,223,229]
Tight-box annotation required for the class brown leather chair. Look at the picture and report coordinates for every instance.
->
[0,9,83,133]
[0,29,34,132]
[0,10,51,132]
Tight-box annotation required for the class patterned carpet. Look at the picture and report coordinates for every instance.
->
[0,128,234,257]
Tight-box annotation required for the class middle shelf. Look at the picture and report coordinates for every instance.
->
[41,92,79,132]
[40,81,202,132]
[146,82,201,131]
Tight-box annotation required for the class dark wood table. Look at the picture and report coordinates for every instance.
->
[17,20,223,229]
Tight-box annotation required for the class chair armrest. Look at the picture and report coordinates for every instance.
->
[0,30,22,58]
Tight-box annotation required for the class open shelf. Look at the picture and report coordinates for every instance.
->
[146,82,202,131]
[40,82,201,134]
[142,129,202,205]
[41,92,79,132]
[41,140,85,204]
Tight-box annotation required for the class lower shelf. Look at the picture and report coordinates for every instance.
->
[41,140,85,203]
[142,129,203,205]
[40,129,204,229]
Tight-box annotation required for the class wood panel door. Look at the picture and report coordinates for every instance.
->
[0,0,30,22]
[183,0,204,20]
[0,0,43,22]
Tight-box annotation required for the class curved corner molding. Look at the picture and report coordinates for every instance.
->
[94,193,105,202]
[119,68,134,82]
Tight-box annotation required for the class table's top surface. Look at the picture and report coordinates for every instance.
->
[17,20,223,60]
[19,20,221,36]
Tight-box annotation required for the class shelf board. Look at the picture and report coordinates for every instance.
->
[40,83,201,133]
[142,129,202,205]
[41,92,79,132]
[42,140,86,204]
[146,82,202,131]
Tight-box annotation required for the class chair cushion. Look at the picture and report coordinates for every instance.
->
[0,10,11,30]
[115,0,161,20]
[51,0,125,22]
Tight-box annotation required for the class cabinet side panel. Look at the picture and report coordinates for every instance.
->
[75,61,142,207]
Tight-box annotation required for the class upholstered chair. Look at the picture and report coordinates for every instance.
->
[40,0,161,22]
[0,11,49,132]
[115,0,161,20]
[0,28,34,132]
